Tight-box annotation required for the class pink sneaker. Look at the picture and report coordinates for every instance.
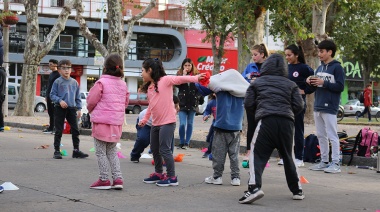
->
[90,179,111,190]
[112,178,123,190]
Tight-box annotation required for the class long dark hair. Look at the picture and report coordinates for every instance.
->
[103,53,124,77]
[140,58,166,93]
[285,44,306,64]
[176,58,199,76]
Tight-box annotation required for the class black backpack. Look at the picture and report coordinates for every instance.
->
[304,134,320,163]
[359,92,364,103]
[81,113,92,129]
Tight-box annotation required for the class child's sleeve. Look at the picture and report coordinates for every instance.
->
[291,86,304,116]
[166,75,199,86]
[304,66,316,94]
[75,83,82,110]
[86,81,103,113]
[244,84,256,115]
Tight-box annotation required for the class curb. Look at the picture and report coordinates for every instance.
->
[4,121,378,168]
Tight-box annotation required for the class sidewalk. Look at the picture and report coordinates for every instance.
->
[3,113,379,167]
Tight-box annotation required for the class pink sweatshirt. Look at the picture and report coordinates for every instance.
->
[142,75,199,126]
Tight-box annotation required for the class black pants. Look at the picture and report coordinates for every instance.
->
[249,116,301,194]
[54,106,80,151]
[294,107,305,160]
[47,98,55,130]
[246,111,256,150]
[358,106,371,121]
[0,97,4,129]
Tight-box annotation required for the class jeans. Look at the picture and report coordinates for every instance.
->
[130,124,151,159]
[205,120,215,154]
[178,110,196,145]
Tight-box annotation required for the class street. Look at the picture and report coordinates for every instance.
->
[0,127,379,212]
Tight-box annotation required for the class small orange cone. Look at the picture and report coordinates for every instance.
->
[299,176,309,184]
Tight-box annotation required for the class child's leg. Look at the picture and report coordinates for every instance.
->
[323,113,340,164]
[159,123,176,177]
[150,126,164,174]
[314,112,329,163]
[66,108,80,150]
[211,130,228,178]
[94,138,110,180]
[130,125,151,159]
[106,142,123,180]
[53,107,66,151]
[227,131,241,180]
[294,108,305,161]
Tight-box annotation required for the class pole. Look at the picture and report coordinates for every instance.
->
[2,0,9,117]
[100,0,104,42]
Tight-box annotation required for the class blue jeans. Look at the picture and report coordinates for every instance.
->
[130,124,152,159]
[178,110,196,145]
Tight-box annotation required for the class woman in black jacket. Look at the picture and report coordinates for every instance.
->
[176,58,204,149]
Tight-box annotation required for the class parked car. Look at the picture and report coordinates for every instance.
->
[7,83,47,112]
[343,99,380,118]
[126,92,149,114]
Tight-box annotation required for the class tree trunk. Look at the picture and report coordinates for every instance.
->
[237,30,250,73]
[247,7,265,48]
[14,0,75,116]
[107,0,124,57]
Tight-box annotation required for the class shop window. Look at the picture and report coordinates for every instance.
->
[136,34,175,62]
[51,0,65,7]
[59,35,73,49]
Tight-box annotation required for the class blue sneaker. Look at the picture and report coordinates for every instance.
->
[0,185,4,193]
[143,172,165,184]
[156,176,179,187]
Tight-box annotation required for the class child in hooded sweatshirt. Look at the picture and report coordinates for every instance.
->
[239,53,304,204]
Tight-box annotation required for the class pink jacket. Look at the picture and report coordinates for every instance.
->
[87,75,130,142]
[142,75,199,126]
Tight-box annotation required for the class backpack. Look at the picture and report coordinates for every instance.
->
[348,127,379,165]
[81,113,92,129]
[304,134,321,163]
[359,92,364,103]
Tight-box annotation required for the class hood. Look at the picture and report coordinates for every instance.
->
[260,53,288,77]
[320,60,341,72]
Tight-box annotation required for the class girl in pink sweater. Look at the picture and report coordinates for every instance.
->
[139,58,205,187]
[86,54,130,190]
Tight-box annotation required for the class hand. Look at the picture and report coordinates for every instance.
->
[203,115,210,121]
[138,120,146,127]
[76,111,82,118]
[60,100,68,108]
[299,89,305,95]
[197,73,206,81]
[310,77,323,87]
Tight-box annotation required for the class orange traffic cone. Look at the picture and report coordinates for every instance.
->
[299,176,309,184]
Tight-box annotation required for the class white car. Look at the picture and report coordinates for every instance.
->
[343,99,380,118]
[8,83,47,112]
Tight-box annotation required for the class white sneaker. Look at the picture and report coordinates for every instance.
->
[231,178,241,186]
[309,162,329,171]
[205,176,223,185]
[277,159,284,165]
[324,163,341,173]
[295,159,304,167]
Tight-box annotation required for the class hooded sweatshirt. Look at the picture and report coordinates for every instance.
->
[313,60,345,115]
[244,53,304,122]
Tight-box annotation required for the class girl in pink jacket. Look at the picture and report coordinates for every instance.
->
[139,58,205,187]
[86,53,130,190]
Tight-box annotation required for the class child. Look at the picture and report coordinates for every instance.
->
[139,58,205,187]
[202,93,216,158]
[130,95,179,162]
[239,54,304,204]
[307,40,345,173]
[86,53,130,190]
[196,69,249,186]
[50,60,88,159]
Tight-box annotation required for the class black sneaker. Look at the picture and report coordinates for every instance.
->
[53,151,62,159]
[130,157,139,163]
[238,187,264,204]
[43,128,53,134]
[177,144,184,149]
[181,144,189,150]
[292,190,305,200]
[72,150,89,158]
[202,153,210,158]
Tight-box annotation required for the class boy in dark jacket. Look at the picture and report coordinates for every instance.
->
[239,54,304,204]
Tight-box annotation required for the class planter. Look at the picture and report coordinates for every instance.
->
[3,15,19,25]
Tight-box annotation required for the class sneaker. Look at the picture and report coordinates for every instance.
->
[72,150,89,158]
[181,144,189,150]
[43,128,53,134]
[202,153,210,158]
[130,157,139,163]
[295,159,304,167]
[278,159,284,165]
[53,151,62,159]
[143,172,165,184]
[51,129,56,135]
[293,191,305,200]
[177,144,184,149]
[156,176,179,187]
[238,187,265,204]
[0,185,4,193]
[231,178,241,186]
[90,179,111,190]
[324,163,341,173]
[309,161,329,171]
[111,178,123,190]
[0,127,4,132]
[205,176,223,185]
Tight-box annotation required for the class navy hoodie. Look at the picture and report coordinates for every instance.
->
[313,60,345,115]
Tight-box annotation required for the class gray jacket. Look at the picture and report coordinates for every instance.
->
[244,54,304,122]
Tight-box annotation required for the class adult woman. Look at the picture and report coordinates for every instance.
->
[282,44,314,167]
[176,58,204,149]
